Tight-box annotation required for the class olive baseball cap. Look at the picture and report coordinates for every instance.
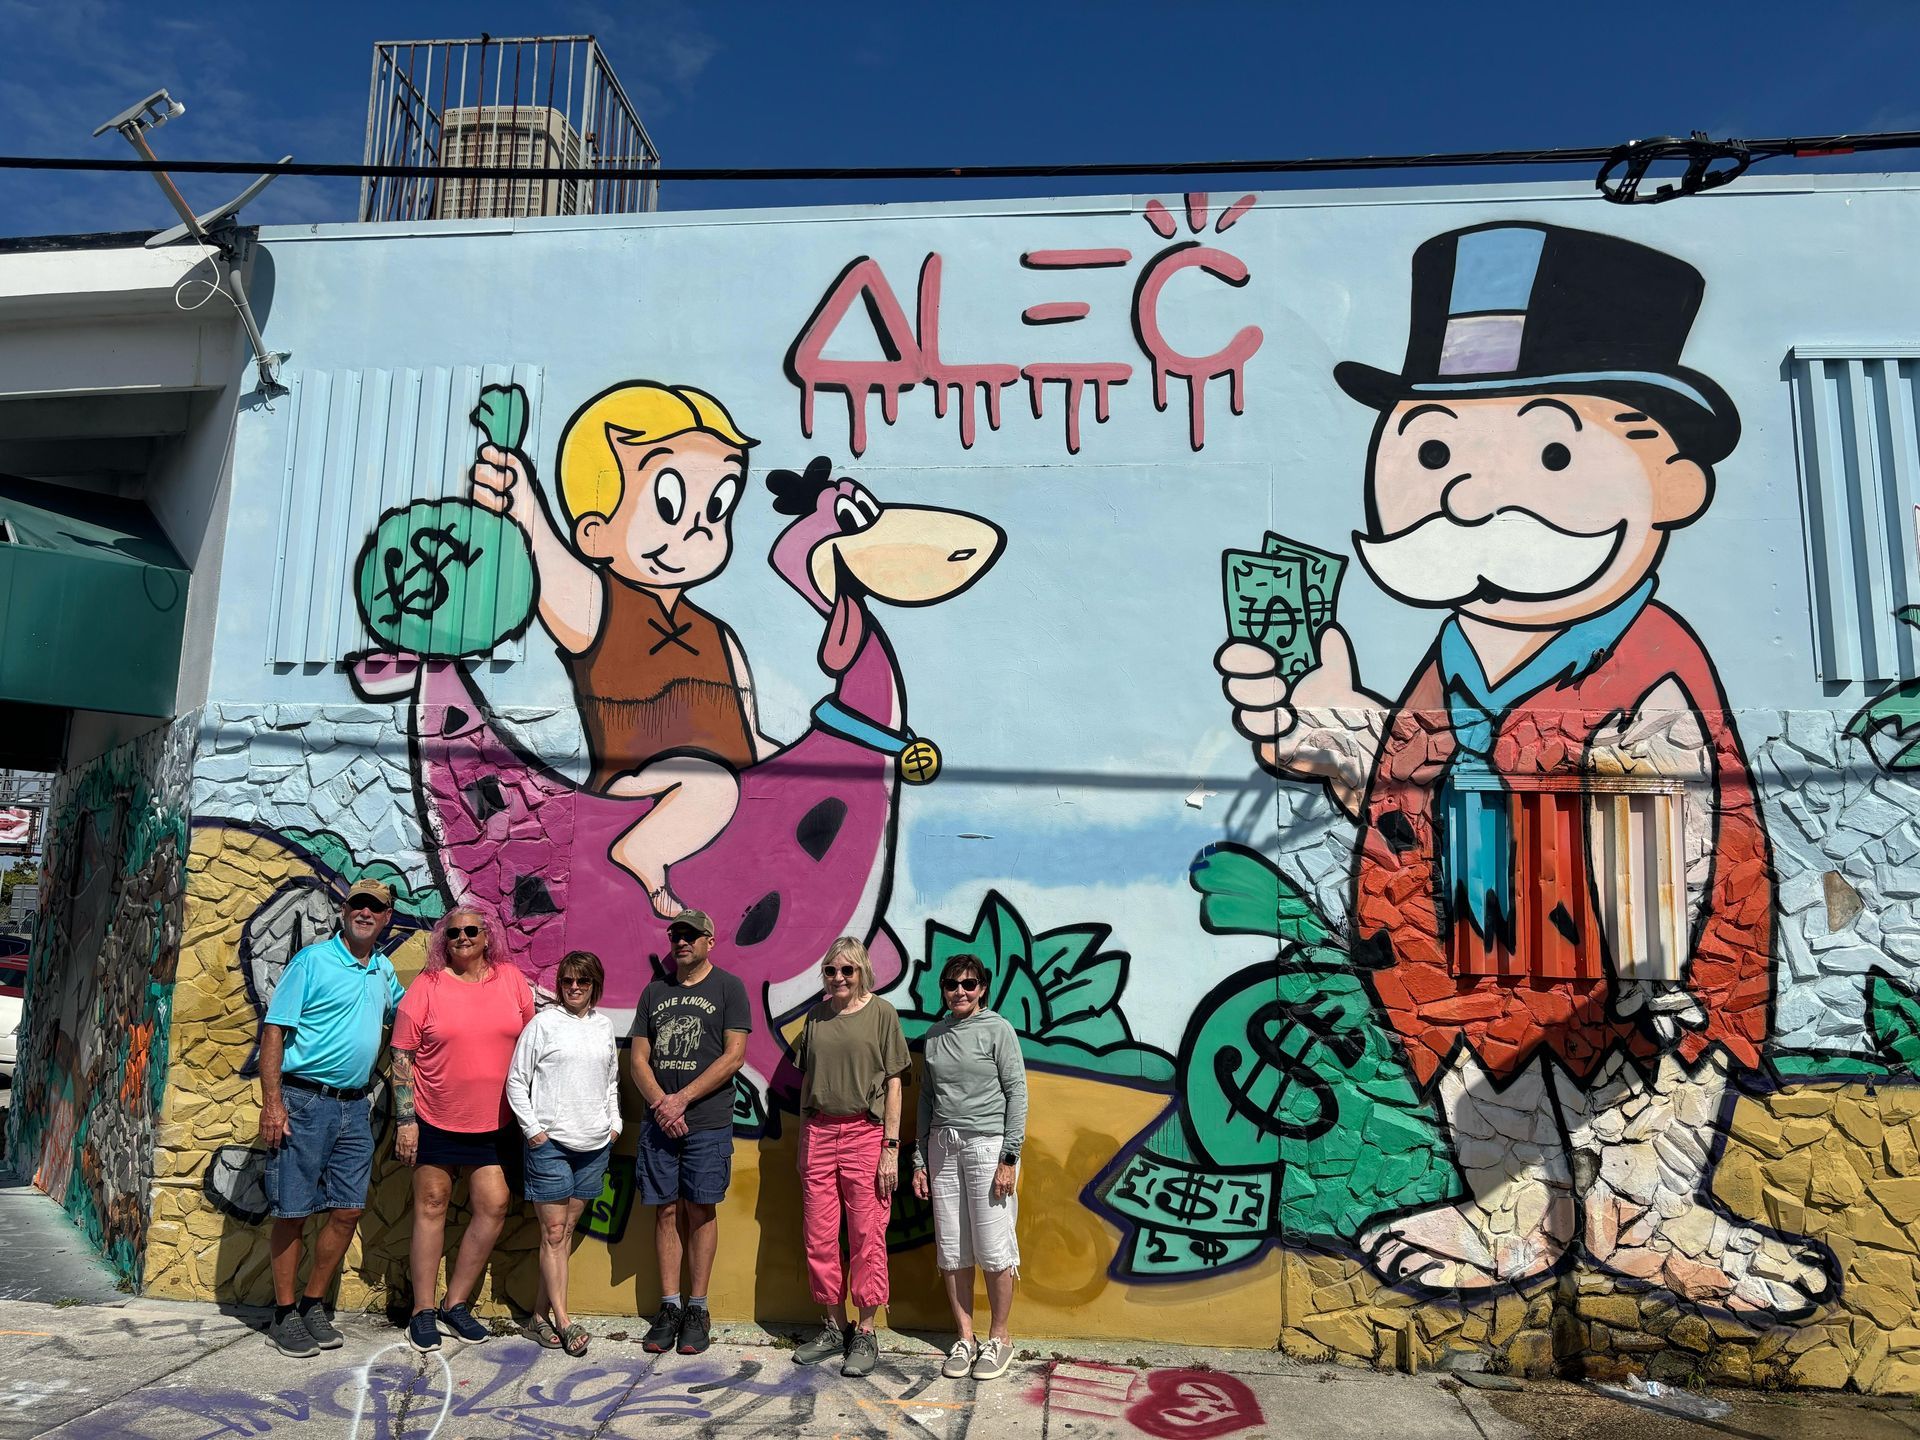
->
[669,909,715,938]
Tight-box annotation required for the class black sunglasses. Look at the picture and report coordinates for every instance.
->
[446,924,484,939]
[345,896,392,914]
[823,964,859,979]
[558,975,593,989]
[668,928,704,942]
[941,977,982,993]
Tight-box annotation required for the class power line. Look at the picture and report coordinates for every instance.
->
[1,130,1917,187]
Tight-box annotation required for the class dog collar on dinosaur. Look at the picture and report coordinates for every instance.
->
[811,700,942,784]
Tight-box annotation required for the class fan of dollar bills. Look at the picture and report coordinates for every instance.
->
[1222,532,1346,682]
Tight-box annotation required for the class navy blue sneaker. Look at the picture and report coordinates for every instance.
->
[405,1310,441,1354]
[437,1301,490,1344]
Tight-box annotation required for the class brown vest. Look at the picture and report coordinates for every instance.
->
[565,574,755,791]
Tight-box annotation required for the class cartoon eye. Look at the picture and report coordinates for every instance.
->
[654,469,686,524]
[1541,442,1571,472]
[1417,440,1451,471]
[833,487,881,534]
[707,475,741,523]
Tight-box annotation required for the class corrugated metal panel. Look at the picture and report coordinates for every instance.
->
[1788,349,1920,684]
[266,363,543,666]
[1445,780,1684,981]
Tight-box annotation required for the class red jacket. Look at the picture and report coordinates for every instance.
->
[1357,602,1772,1091]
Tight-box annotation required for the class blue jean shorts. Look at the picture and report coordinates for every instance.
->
[264,1088,373,1219]
[635,1120,733,1206]
[524,1137,613,1203]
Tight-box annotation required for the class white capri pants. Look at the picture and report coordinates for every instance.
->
[928,1126,1020,1273]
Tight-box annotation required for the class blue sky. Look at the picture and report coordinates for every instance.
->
[2,0,1918,236]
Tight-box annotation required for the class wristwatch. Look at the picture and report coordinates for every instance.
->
[1000,1152,1018,1166]
[883,1139,900,1150]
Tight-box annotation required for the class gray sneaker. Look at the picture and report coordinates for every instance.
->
[842,1327,880,1378]
[268,1311,319,1358]
[791,1323,846,1366]
[972,1337,1012,1380]
[300,1304,343,1350]
[942,1337,978,1378]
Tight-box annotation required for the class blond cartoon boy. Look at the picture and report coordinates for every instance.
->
[471,382,780,917]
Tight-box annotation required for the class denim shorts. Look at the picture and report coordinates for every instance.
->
[264,1088,373,1219]
[635,1119,734,1206]
[524,1137,613,1203]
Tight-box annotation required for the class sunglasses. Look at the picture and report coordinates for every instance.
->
[667,929,704,943]
[822,964,859,979]
[941,977,982,993]
[345,897,392,914]
[446,924,484,939]
[558,976,593,989]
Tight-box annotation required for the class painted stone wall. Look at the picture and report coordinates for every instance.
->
[5,714,193,1280]
[130,183,1920,1388]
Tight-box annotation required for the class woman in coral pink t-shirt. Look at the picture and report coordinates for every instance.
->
[391,905,533,1352]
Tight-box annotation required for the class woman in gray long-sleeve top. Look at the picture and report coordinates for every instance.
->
[909,953,1027,1383]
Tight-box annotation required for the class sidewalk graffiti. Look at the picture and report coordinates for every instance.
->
[1042,1360,1264,1440]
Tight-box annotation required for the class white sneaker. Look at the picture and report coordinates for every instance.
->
[972,1337,1012,1380]
[942,1337,978,1378]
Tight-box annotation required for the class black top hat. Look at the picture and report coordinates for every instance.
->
[1334,222,1739,463]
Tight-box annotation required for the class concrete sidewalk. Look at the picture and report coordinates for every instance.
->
[0,1299,1527,1440]
[0,1300,1917,1440]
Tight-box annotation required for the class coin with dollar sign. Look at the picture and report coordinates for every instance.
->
[899,737,941,784]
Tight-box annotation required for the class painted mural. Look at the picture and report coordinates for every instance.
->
[5,716,193,1280]
[109,186,1920,1392]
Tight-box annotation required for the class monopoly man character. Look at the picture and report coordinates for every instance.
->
[1219,222,1832,1316]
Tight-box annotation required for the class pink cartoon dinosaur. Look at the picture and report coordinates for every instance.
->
[353,456,1003,1107]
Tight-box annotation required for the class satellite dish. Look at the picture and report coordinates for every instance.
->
[145,160,291,248]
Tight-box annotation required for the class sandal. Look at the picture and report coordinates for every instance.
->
[561,1323,590,1357]
[526,1315,562,1349]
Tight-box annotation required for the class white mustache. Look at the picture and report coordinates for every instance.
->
[1354,509,1624,606]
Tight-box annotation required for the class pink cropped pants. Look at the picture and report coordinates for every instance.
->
[801,1113,891,1309]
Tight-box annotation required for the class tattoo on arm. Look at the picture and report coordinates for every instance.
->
[392,1048,416,1121]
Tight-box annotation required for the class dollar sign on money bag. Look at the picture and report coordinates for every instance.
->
[354,499,535,659]
[1178,968,1346,1170]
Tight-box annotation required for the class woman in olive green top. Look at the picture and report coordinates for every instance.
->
[789,936,911,1377]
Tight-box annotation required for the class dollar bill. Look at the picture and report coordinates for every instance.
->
[1222,531,1346,680]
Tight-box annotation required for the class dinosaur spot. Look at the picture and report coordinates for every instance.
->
[1376,809,1417,854]
[735,892,782,947]
[463,776,508,822]
[1549,902,1580,946]
[513,875,560,918]
[443,706,471,736]
[796,798,848,861]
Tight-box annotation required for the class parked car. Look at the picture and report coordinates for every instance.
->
[0,935,27,1085]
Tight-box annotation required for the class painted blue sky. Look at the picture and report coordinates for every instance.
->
[2,0,1917,237]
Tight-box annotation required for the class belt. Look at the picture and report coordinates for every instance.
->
[283,1075,372,1102]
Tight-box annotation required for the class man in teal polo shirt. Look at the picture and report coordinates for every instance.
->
[258,876,404,1358]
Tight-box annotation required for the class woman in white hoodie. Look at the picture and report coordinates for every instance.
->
[506,950,621,1357]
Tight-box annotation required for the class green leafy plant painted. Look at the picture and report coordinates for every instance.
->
[276,826,445,921]
[894,891,1174,1085]
[1085,842,1460,1279]
[1868,967,1920,1074]
[1848,607,1920,769]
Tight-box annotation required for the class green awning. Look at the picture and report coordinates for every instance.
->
[0,474,188,718]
